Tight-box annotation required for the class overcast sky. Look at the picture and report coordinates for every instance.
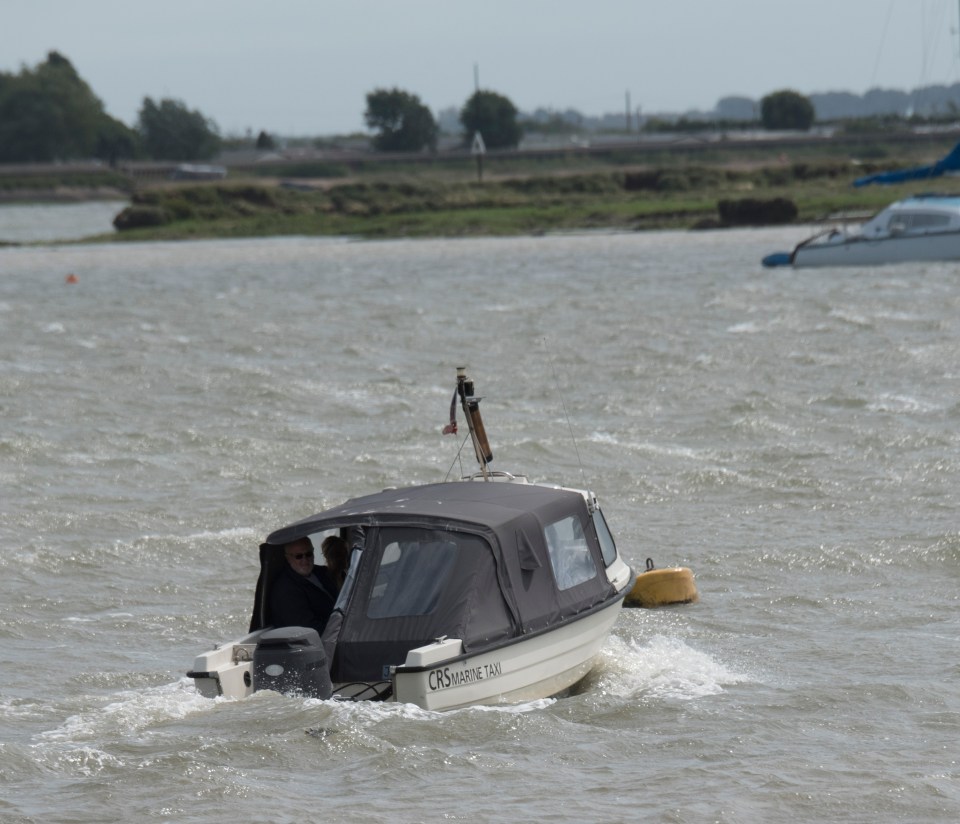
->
[3,0,960,137]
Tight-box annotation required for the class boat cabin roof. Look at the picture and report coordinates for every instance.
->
[861,195,960,236]
[892,195,960,213]
[264,480,590,545]
[251,480,621,681]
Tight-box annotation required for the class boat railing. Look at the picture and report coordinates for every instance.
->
[795,226,846,249]
[461,470,529,483]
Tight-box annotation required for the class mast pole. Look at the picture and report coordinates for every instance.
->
[456,367,493,479]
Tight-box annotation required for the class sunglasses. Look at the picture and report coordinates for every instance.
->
[287,550,314,561]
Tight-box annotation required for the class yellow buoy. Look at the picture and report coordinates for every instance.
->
[624,558,698,608]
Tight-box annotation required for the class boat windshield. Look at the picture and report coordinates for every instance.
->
[366,527,464,618]
[592,509,619,567]
[875,211,954,235]
[333,546,362,612]
[544,514,598,590]
[887,211,953,233]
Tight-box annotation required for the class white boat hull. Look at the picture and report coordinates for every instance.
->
[392,595,625,710]
[793,230,960,267]
[763,196,960,268]
[189,631,262,699]
[189,595,625,708]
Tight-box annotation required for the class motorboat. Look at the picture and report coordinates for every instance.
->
[187,368,634,710]
[762,194,960,268]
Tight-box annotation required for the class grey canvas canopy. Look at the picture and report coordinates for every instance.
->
[250,480,620,683]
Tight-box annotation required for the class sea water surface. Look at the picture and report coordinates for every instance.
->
[1,207,958,823]
[0,200,126,244]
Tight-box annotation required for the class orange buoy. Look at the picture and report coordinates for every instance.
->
[624,558,698,608]
[65,274,78,284]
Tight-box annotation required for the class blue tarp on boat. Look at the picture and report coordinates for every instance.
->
[853,141,960,187]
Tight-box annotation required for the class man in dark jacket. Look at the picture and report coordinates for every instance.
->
[268,537,338,636]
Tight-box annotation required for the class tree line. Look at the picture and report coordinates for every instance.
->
[364,87,521,151]
[0,52,526,164]
[0,52,223,164]
[0,51,816,165]
[365,88,816,149]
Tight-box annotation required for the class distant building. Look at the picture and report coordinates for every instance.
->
[170,163,227,181]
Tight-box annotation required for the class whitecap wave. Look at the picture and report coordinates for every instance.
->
[596,634,750,701]
[35,679,211,746]
[867,393,939,414]
[304,691,555,729]
[181,526,259,543]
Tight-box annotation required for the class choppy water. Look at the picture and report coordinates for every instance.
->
[1,206,958,823]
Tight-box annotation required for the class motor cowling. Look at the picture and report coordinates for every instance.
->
[252,626,333,698]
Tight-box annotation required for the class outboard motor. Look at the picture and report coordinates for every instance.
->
[252,626,333,699]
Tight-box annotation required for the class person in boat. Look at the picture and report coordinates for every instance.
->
[320,535,349,591]
[267,537,338,635]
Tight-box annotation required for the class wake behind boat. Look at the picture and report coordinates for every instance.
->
[187,369,635,710]
[762,194,960,268]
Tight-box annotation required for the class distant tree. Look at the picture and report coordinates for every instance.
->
[256,130,276,150]
[715,95,757,122]
[364,88,438,152]
[137,97,221,160]
[760,90,815,131]
[95,115,141,165]
[0,76,63,161]
[460,90,522,149]
[0,51,108,162]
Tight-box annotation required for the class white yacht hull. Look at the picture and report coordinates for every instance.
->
[793,230,960,267]
[763,196,960,268]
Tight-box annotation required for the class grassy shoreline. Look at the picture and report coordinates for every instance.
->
[104,170,947,243]
[5,142,959,243]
